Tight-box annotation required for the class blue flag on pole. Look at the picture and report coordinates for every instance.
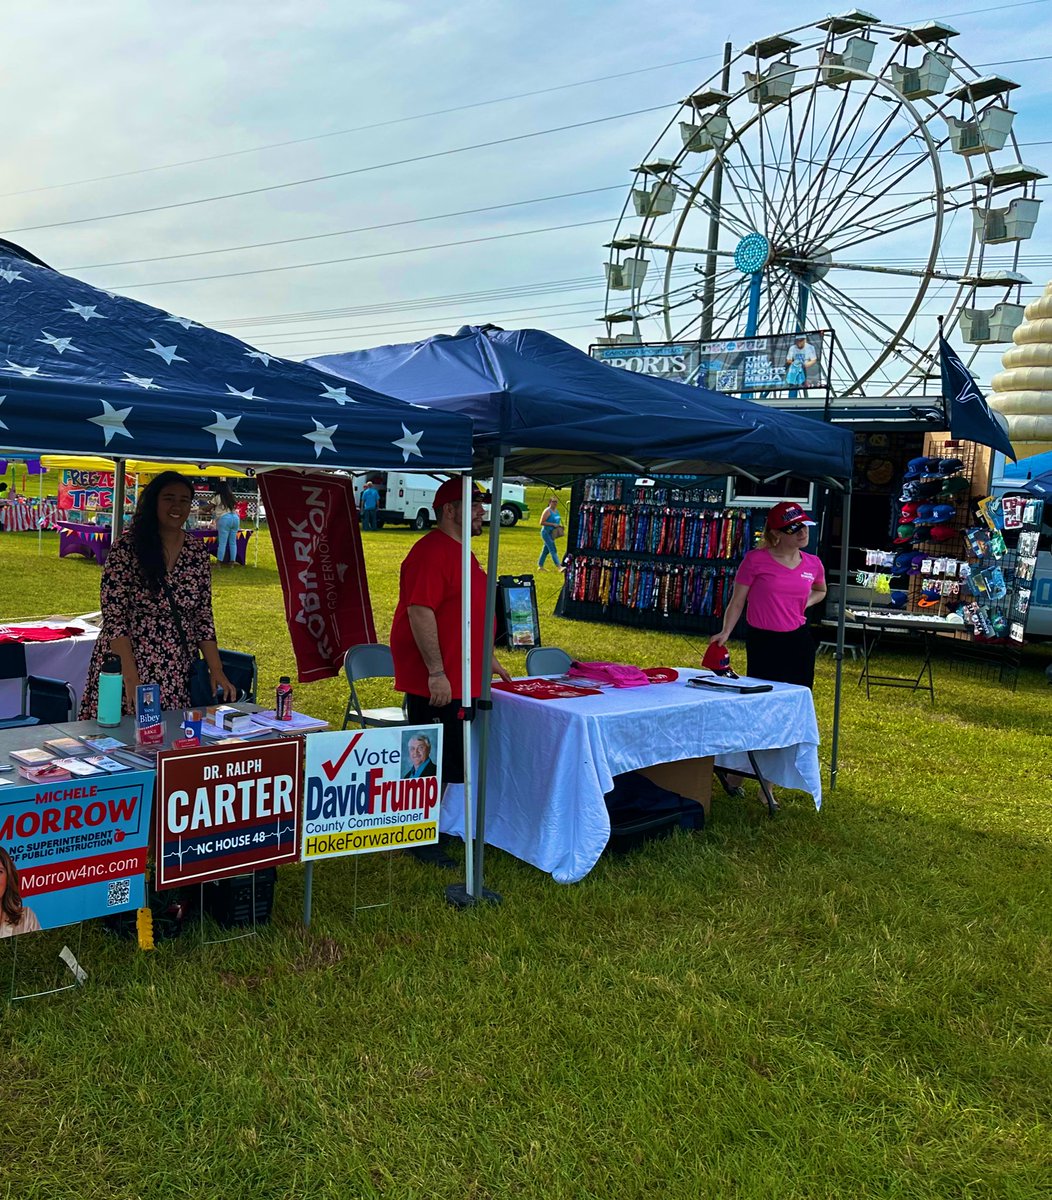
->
[939,331,1016,461]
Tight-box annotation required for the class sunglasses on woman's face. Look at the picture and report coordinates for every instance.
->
[782,522,807,534]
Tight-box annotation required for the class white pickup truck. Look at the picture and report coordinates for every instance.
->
[352,472,530,530]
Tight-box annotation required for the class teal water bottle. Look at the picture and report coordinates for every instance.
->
[97,654,124,727]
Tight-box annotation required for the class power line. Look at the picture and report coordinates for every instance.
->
[111,217,620,290]
[2,0,1048,203]
[63,185,625,271]
[0,57,720,201]
[0,103,672,237]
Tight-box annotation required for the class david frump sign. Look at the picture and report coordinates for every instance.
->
[0,771,154,934]
[302,726,443,861]
[155,739,303,888]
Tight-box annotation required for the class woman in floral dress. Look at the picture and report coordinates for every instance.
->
[79,471,236,718]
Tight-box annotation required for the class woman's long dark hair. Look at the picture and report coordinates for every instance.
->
[128,470,194,593]
[215,480,237,510]
[0,845,25,929]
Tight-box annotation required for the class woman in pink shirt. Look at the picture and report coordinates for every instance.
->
[711,502,827,688]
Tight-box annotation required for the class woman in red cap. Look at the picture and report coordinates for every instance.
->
[710,501,827,689]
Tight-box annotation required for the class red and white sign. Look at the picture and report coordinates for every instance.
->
[154,738,303,888]
[259,470,376,682]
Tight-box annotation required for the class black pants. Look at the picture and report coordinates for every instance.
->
[744,623,817,689]
[405,694,466,783]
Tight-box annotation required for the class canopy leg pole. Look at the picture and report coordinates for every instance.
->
[112,459,127,538]
[447,462,503,910]
[254,487,261,568]
[37,467,44,556]
[831,483,852,790]
[472,455,504,903]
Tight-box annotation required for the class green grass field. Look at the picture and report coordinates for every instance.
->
[1,498,1050,1199]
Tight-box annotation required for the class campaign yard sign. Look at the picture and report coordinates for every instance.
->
[0,771,154,935]
[302,726,442,861]
[155,738,303,889]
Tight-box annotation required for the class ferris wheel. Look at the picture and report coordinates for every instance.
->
[599,12,1044,398]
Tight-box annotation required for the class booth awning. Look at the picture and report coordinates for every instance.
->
[0,239,474,471]
[311,325,854,482]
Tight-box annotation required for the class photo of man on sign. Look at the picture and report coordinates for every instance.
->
[402,732,437,779]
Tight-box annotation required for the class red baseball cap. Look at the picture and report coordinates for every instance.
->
[432,477,491,513]
[702,643,738,677]
[765,501,816,532]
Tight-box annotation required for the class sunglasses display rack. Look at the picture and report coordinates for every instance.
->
[556,475,763,633]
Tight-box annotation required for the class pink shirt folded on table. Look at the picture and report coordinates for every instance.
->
[734,548,825,633]
[568,661,651,688]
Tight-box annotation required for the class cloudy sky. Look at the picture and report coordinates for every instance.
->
[4,0,1052,385]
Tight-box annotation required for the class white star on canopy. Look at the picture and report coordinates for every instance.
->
[392,423,424,462]
[64,301,106,321]
[89,400,133,446]
[203,411,242,453]
[122,373,162,390]
[319,383,357,405]
[37,331,82,355]
[245,350,274,367]
[4,361,40,378]
[304,418,338,458]
[165,315,199,330]
[144,339,187,366]
[225,385,266,402]
[0,269,25,284]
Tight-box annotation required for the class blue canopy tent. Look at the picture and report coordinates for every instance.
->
[0,239,473,476]
[313,325,856,903]
[312,325,852,482]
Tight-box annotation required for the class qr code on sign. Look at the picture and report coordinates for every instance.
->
[107,878,132,908]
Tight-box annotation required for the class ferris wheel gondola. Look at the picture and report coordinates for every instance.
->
[599,13,1044,398]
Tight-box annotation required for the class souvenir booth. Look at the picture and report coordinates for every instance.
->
[313,325,856,891]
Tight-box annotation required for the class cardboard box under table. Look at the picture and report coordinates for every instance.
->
[441,669,822,883]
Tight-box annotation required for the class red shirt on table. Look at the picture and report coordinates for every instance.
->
[390,529,488,700]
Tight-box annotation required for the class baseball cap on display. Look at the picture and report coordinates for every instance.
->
[893,552,915,574]
[931,503,956,522]
[913,504,937,525]
[889,590,909,609]
[893,523,916,544]
[928,524,957,542]
[765,501,816,531]
[940,475,970,497]
[432,478,491,512]
[917,586,942,608]
[702,643,739,677]
[937,457,964,475]
[899,501,919,519]
[909,553,925,575]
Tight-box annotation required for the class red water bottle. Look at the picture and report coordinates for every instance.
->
[276,676,293,721]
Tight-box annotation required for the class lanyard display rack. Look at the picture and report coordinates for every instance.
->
[556,475,761,634]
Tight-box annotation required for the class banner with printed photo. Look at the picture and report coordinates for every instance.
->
[0,771,154,936]
[694,330,829,394]
[155,738,303,889]
[302,725,442,861]
[259,469,376,683]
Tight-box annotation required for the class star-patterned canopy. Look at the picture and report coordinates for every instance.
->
[0,240,473,470]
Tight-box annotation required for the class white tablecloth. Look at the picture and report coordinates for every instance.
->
[0,622,100,717]
[441,669,822,884]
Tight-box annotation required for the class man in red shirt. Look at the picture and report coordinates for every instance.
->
[390,477,511,866]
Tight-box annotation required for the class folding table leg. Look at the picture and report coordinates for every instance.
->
[746,752,779,818]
